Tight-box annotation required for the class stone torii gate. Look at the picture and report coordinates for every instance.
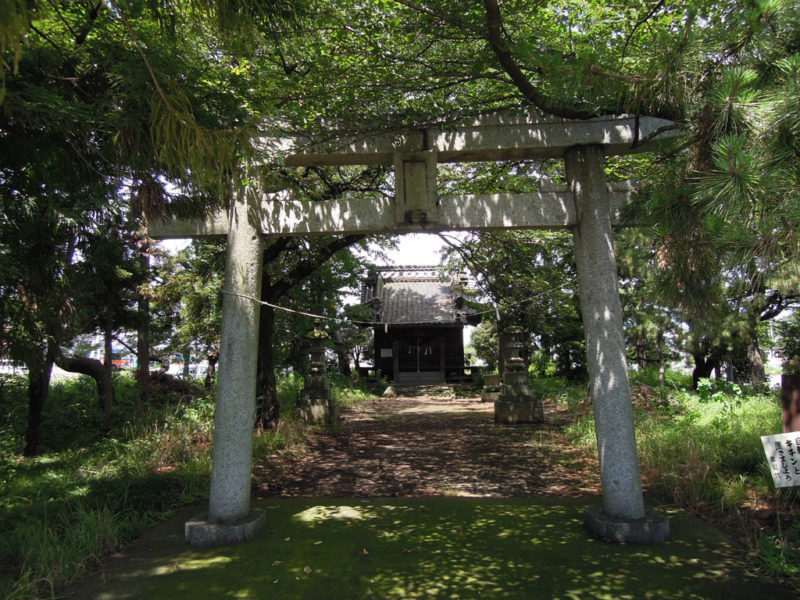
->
[148,109,678,545]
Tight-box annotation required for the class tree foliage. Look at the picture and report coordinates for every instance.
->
[442,230,586,379]
[627,1,800,385]
[3,0,800,455]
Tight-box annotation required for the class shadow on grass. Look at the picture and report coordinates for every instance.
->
[66,497,796,600]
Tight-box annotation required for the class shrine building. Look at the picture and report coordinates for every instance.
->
[361,266,480,385]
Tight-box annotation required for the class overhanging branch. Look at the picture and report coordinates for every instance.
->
[482,0,596,120]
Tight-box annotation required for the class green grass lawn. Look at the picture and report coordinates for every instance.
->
[5,372,799,597]
[66,497,796,600]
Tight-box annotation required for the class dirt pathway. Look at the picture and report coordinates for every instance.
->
[254,393,601,499]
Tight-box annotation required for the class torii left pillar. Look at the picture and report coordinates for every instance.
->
[185,194,267,545]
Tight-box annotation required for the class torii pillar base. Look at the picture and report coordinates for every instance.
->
[584,505,670,544]
[185,509,266,546]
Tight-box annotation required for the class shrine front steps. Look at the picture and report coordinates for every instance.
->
[390,384,458,398]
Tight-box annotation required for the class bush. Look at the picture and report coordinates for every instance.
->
[566,377,798,585]
[630,365,693,390]
[0,376,218,599]
[0,375,27,456]
[531,376,587,407]
[276,372,304,416]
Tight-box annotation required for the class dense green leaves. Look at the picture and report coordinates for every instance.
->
[442,230,586,378]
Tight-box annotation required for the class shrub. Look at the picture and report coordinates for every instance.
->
[532,376,587,407]
[566,376,797,585]
[0,377,217,599]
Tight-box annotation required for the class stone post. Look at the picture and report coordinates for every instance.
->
[565,145,668,543]
[297,320,336,424]
[185,192,266,545]
[494,326,543,424]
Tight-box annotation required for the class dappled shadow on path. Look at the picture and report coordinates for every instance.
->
[254,395,601,499]
[64,397,800,600]
[65,498,799,600]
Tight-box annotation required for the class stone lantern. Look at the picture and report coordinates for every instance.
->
[494,326,543,424]
[297,320,336,424]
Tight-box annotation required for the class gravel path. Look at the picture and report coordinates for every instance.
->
[254,393,601,499]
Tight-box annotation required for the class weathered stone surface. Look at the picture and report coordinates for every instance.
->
[282,110,680,166]
[296,325,336,424]
[566,144,645,522]
[382,386,397,398]
[494,398,543,423]
[493,328,543,423]
[481,391,500,404]
[482,373,501,403]
[296,377,336,424]
[584,505,670,544]
[206,195,264,526]
[147,187,634,239]
[185,509,266,546]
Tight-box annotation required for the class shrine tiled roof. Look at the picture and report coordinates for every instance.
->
[380,279,459,324]
[362,267,477,326]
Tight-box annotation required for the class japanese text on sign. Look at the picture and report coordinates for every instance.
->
[761,432,800,488]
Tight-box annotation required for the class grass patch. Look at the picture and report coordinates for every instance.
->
[330,375,379,409]
[0,374,216,599]
[563,373,800,587]
[66,497,796,600]
[1,373,307,599]
[1,370,379,598]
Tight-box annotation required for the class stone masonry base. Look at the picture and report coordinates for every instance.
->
[584,505,670,544]
[185,509,266,546]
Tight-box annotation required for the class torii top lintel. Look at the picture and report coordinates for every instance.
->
[147,110,679,239]
[277,110,680,167]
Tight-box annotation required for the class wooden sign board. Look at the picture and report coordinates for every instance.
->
[761,432,800,488]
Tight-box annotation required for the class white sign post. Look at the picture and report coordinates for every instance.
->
[761,432,800,488]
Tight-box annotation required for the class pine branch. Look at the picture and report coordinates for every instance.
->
[620,0,666,65]
[482,0,597,120]
[392,0,483,35]
[75,1,104,48]
[29,24,63,53]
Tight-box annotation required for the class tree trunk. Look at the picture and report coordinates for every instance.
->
[102,310,115,434]
[656,330,666,386]
[497,314,510,377]
[183,346,191,380]
[748,338,766,390]
[23,347,55,456]
[204,348,218,391]
[256,304,280,428]
[289,332,305,376]
[692,351,717,389]
[332,330,352,377]
[136,253,150,393]
[54,352,115,434]
[635,330,648,370]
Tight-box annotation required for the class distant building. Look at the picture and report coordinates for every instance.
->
[361,266,480,385]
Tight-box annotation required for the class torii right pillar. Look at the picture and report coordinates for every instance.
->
[565,144,669,543]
